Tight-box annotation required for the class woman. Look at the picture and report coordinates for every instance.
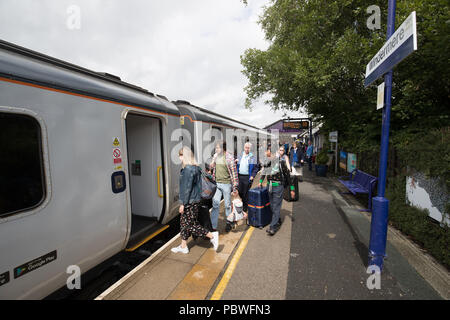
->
[259,144,294,236]
[171,146,219,254]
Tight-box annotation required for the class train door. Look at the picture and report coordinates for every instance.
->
[125,114,165,251]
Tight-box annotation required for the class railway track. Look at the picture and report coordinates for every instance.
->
[45,219,180,300]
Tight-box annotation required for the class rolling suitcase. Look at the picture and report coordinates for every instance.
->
[197,203,213,232]
[193,203,213,240]
[247,187,272,228]
[283,175,299,202]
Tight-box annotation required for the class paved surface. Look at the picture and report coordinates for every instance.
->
[219,168,444,300]
[286,169,439,299]
[97,202,248,300]
[219,201,293,299]
[98,168,448,300]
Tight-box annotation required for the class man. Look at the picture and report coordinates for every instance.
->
[306,140,314,171]
[210,141,239,233]
[289,141,305,181]
[236,142,259,213]
[259,144,295,236]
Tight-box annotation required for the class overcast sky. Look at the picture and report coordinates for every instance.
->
[0,0,306,128]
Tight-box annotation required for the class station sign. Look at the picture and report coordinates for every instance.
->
[329,131,338,142]
[364,11,417,87]
[377,82,385,110]
[283,120,309,130]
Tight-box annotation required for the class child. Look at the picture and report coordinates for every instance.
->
[227,196,247,229]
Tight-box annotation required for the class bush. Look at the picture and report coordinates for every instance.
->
[315,149,329,165]
[386,176,450,270]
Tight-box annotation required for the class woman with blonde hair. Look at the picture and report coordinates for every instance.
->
[171,146,219,254]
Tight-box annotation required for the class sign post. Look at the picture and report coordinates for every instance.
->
[365,2,417,272]
[329,131,338,174]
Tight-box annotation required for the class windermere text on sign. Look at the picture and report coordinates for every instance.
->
[364,11,417,87]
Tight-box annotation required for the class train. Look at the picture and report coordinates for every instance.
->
[0,40,275,299]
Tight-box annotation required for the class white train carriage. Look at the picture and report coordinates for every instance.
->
[174,100,269,165]
[0,40,271,299]
[0,40,183,299]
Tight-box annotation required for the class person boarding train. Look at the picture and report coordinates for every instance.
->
[171,147,219,254]
[210,141,239,233]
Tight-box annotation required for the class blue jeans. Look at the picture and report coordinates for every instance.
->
[269,185,284,229]
[211,183,232,230]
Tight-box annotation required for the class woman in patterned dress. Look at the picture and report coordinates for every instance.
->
[171,146,219,254]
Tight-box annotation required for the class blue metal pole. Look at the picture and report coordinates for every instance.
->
[368,0,396,271]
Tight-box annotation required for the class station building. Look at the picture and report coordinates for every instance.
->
[263,118,311,147]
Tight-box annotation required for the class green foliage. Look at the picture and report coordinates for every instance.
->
[386,176,450,270]
[241,0,450,153]
[240,0,450,269]
[315,149,329,165]
[395,127,450,191]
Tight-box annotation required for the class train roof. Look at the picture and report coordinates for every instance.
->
[173,100,268,135]
[0,40,179,116]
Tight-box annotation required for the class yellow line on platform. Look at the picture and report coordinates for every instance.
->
[210,226,255,300]
[125,225,170,252]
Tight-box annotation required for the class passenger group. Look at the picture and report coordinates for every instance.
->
[172,138,308,254]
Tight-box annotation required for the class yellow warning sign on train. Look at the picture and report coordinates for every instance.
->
[113,137,120,147]
[180,116,184,125]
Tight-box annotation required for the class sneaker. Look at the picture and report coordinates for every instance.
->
[267,228,276,236]
[225,222,232,233]
[210,231,219,251]
[171,245,189,254]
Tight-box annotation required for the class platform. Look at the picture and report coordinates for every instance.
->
[96,169,448,300]
[96,201,248,300]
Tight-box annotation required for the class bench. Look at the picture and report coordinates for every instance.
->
[338,169,378,212]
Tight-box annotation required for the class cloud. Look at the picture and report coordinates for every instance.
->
[0,0,307,128]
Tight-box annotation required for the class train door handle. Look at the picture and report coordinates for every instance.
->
[157,166,163,198]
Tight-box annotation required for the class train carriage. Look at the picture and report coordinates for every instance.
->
[0,40,272,299]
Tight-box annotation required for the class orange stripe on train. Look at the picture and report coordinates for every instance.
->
[248,202,270,209]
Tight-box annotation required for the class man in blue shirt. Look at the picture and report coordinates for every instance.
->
[306,140,314,171]
[236,142,259,213]
[289,141,305,180]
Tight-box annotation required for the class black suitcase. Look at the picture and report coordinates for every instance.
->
[248,187,272,228]
[194,204,213,237]
[283,175,299,202]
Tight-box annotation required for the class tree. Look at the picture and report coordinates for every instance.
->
[241,0,450,152]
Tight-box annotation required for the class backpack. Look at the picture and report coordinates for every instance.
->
[200,170,217,200]
[279,157,292,188]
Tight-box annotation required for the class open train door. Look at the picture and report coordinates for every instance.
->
[125,113,167,251]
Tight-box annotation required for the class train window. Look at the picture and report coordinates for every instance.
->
[233,136,238,158]
[0,113,45,217]
[212,126,222,140]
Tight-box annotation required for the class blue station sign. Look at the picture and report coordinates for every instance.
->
[364,11,417,87]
